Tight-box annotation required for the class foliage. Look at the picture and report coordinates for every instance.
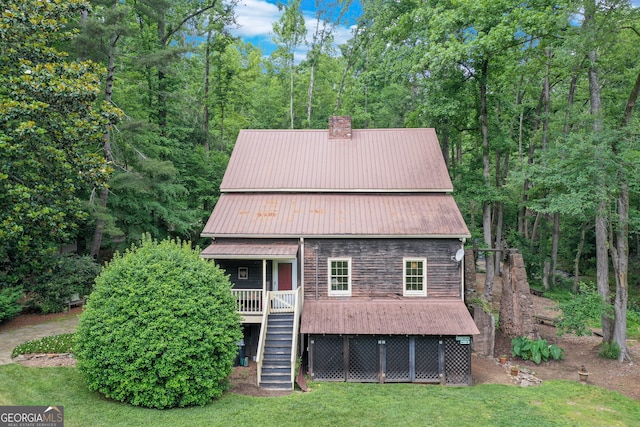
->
[74,235,242,409]
[626,307,640,340]
[555,282,611,337]
[27,254,101,314]
[0,0,121,288]
[468,297,494,315]
[598,341,621,360]
[11,333,75,358]
[0,286,22,323]
[511,336,565,364]
[2,365,640,427]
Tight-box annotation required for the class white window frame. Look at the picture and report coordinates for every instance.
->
[328,257,352,296]
[403,257,427,296]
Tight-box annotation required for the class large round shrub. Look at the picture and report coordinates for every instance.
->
[75,236,242,409]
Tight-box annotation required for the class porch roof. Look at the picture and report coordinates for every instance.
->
[300,299,480,336]
[201,243,298,259]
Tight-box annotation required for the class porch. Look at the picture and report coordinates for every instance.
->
[200,241,301,324]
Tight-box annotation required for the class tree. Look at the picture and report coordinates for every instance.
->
[273,0,307,129]
[0,0,121,288]
[75,235,242,408]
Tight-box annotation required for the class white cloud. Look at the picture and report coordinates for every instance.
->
[230,0,358,60]
[230,0,281,38]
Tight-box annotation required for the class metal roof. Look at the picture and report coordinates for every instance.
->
[300,299,480,335]
[200,243,298,259]
[201,193,470,238]
[220,128,453,192]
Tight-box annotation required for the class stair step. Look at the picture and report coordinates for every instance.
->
[261,372,290,379]
[262,367,291,375]
[259,381,293,390]
[263,351,290,358]
[264,341,290,348]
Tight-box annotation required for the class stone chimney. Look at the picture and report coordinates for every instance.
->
[328,116,352,140]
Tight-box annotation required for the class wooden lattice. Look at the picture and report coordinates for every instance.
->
[309,335,470,385]
[385,337,410,382]
[414,337,440,382]
[444,337,471,385]
[311,336,344,381]
[347,337,378,382]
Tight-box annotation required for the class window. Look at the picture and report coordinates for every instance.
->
[328,258,351,296]
[404,258,426,296]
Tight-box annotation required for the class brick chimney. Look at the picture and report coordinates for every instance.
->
[328,116,352,140]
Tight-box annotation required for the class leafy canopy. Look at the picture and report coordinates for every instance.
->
[0,0,121,287]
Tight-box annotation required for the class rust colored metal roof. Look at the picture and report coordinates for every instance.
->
[200,243,298,259]
[300,299,480,335]
[201,193,470,238]
[220,128,453,192]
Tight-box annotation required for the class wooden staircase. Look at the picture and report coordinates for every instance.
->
[259,313,294,390]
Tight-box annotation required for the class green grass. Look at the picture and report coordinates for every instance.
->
[1,365,638,426]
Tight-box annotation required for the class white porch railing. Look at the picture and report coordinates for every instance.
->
[289,287,303,385]
[269,290,297,312]
[231,289,263,314]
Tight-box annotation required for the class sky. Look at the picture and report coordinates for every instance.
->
[230,0,640,61]
[229,0,362,61]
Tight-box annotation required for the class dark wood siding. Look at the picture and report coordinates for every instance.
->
[303,238,462,300]
[207,238,300,290]
[214,259,269,290]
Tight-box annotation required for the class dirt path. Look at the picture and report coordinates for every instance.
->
[473,273,640,401]
[0,308,81,365]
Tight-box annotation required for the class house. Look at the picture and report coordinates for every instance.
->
[201,116,479,390]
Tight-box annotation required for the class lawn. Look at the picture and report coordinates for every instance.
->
[1,365,639,426]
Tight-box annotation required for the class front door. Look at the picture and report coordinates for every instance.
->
[277,263,292,291]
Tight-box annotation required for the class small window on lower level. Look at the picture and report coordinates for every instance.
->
[328,258,351,296]
[404,258,427,296]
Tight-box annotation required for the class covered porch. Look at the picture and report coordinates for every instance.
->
[200,242,301,323]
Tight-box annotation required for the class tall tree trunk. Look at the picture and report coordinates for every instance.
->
[521,88,545,239]
[610,70,640,361]
[90,10,119,258]
[610,183,629,361]
[573,224,587,293]
[203,31,212,156]
[550,212,560,286]
[585,0,613,343]
[306,58,315,127]
[479,60,495,300]
[541,50,555,288]
[596,202,613,342]
[289,55,295,129]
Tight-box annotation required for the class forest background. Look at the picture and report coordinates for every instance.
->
[1,0,640,361]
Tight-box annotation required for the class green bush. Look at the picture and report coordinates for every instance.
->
[511,336,565,364]
[0,286,23,323]
[74,235,242,409]
[598,341,620,360]
[28,254,101,314]
[12,333,75,358]
[555,282,610,336]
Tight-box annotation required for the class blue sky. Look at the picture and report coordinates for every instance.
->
[230,1,640,61]
[229,0,361,60]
